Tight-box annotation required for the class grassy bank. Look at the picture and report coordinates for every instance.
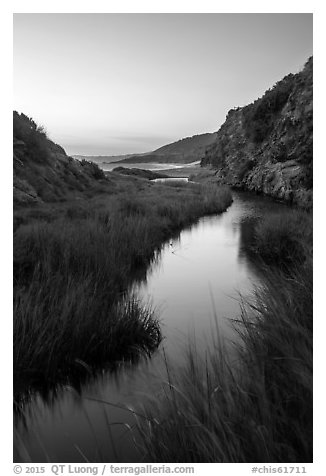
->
[14,177,232,395]
[252,209,312,268]
[137,207,312,462]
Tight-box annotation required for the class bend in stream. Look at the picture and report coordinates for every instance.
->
[14,191,289,463]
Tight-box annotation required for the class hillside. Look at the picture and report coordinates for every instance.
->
[152,132,217,158]
[113,132,217,164]
[13,112,106,204]
[201,57,313,208]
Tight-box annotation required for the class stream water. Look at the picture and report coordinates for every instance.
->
[14,190,288,463]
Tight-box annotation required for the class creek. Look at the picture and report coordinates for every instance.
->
[14,190,288,463]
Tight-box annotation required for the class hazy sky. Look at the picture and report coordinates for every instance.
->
[13,13,312,156]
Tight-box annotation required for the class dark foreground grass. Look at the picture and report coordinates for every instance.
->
[14,179,232,395]
[137,208,312,463]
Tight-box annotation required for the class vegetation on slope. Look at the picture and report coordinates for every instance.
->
[13,111,52,163]
[13,111,106,203]
[242,73,295,144]
[201,57,313,207]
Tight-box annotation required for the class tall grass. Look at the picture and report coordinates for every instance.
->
[14,181,232,396]
[137,208,312,463]
[252,209,312,267]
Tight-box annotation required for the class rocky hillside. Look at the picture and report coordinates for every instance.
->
[114,132,217,165]
[201,57,313,207]
[13,112,106,204]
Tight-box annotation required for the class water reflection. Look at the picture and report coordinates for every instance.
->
[14,191,290,463]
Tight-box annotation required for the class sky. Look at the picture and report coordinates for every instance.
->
[13,13,313,156]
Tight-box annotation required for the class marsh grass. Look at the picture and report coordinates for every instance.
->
[14,180,232,395]
[252,209,312,267]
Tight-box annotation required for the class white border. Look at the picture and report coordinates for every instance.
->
[2,3,323,474]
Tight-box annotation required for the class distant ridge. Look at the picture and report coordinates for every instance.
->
[152,132,217,157]
[113,132,217,164]
[74,133,217,166]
